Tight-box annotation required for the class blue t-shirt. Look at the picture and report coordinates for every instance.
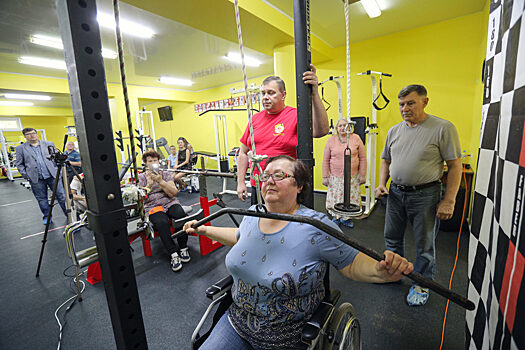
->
[30,144,52,179]
[66,150,81,172]
[168,154,177,169]
[225,205,358,349]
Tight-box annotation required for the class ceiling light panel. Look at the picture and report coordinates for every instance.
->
[30,34,64,49]
[97,12,155,39]
[158,77,193,86]
[4,93,52,101]
[361,0,382,18]
[224,52,261,67]
[0,101,35,107]
[19,56,67,70]
[30,34,117,59]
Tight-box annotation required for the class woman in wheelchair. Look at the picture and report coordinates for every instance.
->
[184,155,413,350]
[140,150,190,272]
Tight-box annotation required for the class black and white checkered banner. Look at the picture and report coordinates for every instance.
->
[467,0,525,349]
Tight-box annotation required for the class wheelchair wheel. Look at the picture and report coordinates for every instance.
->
[323,302,361,350]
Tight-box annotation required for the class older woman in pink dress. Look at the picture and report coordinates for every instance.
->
[322,118,367,227]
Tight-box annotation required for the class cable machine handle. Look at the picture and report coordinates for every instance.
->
[172,207,475,311]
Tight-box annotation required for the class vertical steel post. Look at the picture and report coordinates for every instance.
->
[293,0,314,208]
[56,0,147,348]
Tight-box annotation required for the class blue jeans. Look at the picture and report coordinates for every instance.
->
[384,184,441,280]
[30,177,67,218]
[200,312,254,350]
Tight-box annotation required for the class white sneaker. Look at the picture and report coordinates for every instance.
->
[171,253,182,272]
[180,248,191,263]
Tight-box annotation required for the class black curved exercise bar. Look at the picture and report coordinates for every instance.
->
[173,207,475,311]
[198,108,259,117]
[164,168,237,178]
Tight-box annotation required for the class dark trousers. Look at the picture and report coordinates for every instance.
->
[149,204,188,256]
[30,177,67,218]
[384,184,441,280]
[67,167,82,184]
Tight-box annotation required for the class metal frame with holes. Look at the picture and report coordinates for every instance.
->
[294,0,314,208]
[56,0,147,348]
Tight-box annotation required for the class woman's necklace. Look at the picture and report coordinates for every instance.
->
[337,134,347,144]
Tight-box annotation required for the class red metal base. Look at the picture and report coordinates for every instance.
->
[86,261,102,285]
[198,196,222,255]
[86,195,224,284]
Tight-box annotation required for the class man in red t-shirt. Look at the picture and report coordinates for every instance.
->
[237,64,329,204]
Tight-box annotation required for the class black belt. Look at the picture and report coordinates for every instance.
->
[391,181,440,192]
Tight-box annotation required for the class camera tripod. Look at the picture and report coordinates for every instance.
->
[35,141,84,299]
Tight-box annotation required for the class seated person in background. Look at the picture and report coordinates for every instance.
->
[70,174,87,219]
[180,136,198,167]
[65,141,82,184]
[168,145,178,169]
[180,136,194,156]
[185,155,413,350]
[139,150,190,272]
[172,137,191,190]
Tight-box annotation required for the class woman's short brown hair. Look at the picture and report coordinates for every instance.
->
[142,150,161,164]
[265,155,311,204]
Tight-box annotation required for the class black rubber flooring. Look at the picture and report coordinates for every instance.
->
[0,177,469,349]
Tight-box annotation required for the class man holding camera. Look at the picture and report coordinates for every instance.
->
[15,127,67,225]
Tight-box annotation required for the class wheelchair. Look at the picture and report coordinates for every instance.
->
[191,271,361,350]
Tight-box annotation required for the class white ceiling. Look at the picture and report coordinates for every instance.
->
[0,0,274,94]
[0,0,487,109]
[265,0,487,46]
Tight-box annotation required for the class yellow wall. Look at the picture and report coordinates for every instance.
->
[310,9,489,190]
[0,115,74,179]
[0,7,489,191]
[2,116,75,148]
[140,75,271,170]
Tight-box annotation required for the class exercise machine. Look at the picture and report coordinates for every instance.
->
[0,128,46,181]
[0,130,16,181]
[136,108,157,153]
[357,70,392,216]
[213,114,230,172]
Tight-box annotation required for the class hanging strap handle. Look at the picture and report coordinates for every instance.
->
[372,76,390,110]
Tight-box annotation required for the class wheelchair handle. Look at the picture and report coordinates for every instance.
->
[172,207,475,311]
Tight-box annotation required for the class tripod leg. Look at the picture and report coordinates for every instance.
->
[62,166,74,224]
[36,165,63,277]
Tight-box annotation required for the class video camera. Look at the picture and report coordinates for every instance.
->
[47,145,69,165]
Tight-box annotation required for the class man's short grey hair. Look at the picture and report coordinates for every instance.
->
[262,76,286,93]
[398,84,427,98]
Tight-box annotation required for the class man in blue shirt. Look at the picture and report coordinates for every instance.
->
[15,128,67,225]
[65,141,82,183]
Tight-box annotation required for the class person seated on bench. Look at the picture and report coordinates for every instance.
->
[168,145,178,169]
[70,173,87,220]
[140,150,190,272]
[172,137,192,191]
[184,155,413,349]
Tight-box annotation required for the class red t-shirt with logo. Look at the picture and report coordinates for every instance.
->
[240,106,297,185]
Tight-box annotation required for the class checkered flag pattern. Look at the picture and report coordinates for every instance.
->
[467,0,525,349]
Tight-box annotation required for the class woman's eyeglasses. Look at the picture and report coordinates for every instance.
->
[260,172,294,182]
